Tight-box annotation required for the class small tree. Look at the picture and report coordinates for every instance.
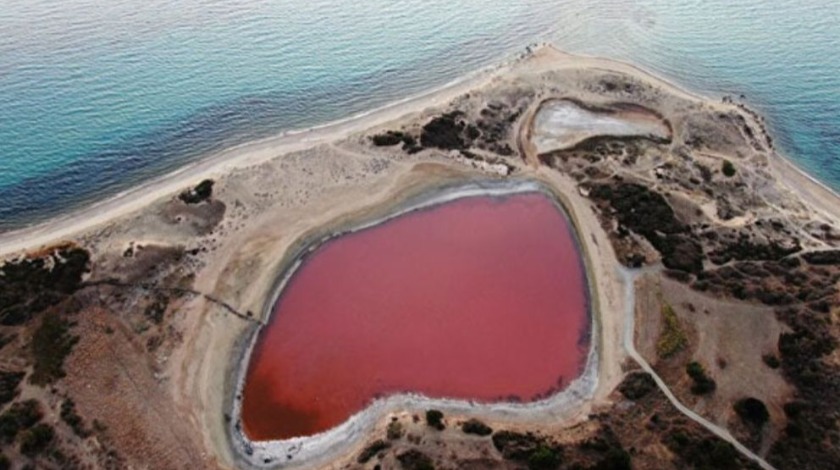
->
[425,409,445,430]
[722,160,736,177]
[734,397,769,427]
[686,361,716,395]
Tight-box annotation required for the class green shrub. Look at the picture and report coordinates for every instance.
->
[178,179,214,204]
[386,420,403,440]
[425,409,445,431]
[734,397,769,427]
[461,418,493,436]
[0,400,42,443]
[356,439,389,464]
[30,313,79,385]
[60,399,89,437]
[528,445,561,470]
[396,449,435,470]
[686,361,716,395]
[19,423,54,456]
[0,371,25,405]
[657,303,687,358]
[722,160,736,177]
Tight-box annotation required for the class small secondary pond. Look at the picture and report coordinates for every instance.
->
[240,192,590,441]
[532,99,670,153]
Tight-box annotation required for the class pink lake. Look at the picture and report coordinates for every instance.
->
[241,192,589,441]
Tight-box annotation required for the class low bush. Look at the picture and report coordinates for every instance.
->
[618,371,657,400]
[528,445,561,470]
[178,179,214,204]
[461,418,493,436]
[19,423,54,456]
[686,361,716,395]
[722,160,736,177]
[396,449,434,470]
[0,400,42,444]
[60,398,89,437]
[425,409,445,431]
[30,313,79,385]
[657,303,687,358]
[734,397,769,427]
[356,439,390,464]
[0,371,25,405]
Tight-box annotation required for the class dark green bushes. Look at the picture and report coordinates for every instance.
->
[420,112,468,150]
[30,313,79,385]
[60,399,89,437]
[0,247,90,326]
[0,371,25,405]
[0,399,42,444]
[722,160,736,177]
[425,410,445,430]
[734,397,769,427]
[618,371,656,400]
[19,423,54,456]
[492,430,563,469]
[589,183,704,273]
[356,439,390,464]
[178,179,214,204]
[461,418,492,436]
[396,449,435,470]
[686,362,716,395]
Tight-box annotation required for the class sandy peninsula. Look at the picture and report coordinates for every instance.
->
[0,45,838,470]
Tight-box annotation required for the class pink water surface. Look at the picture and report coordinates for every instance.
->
[241,193,589,441]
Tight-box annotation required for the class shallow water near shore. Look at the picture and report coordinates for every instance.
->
[1,0,838,229]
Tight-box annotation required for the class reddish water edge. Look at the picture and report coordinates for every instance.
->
[241,193,589,441]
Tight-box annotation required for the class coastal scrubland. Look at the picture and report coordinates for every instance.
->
[0,45,837,469]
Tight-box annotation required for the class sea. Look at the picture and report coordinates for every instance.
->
[1,0,838,230]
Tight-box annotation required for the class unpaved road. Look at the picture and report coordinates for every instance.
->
[618,266,776,470]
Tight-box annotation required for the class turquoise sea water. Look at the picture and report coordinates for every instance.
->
[1,0,838,230]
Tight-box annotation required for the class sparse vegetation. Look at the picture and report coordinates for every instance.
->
[0,246,90,326]
[30,312,79,385]
[19,422,54,456]
[178,179,214,204]
[686,361,716,395]
[396,448,434,470]
[420,112,476,150]
[387,420,404,440]
[590,183,704,272]
[734,397,769,427]
[618,371,657,400]
[461,418,492,436]
[425,410,445,431]
[657,303,687,358]
[357,439,390,464]
[370,130,419,152]
[60,399,90,437]
[0,399,42,444]
[762,353,780,369]
[722,160,736,177]
[0,371,25,405]
[528,445,561,470]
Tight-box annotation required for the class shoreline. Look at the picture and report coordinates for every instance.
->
[225,179,601,469]
[2,44,838,258]
[0,47,522,258]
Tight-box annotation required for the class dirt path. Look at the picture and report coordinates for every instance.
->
[618,267,776,470]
